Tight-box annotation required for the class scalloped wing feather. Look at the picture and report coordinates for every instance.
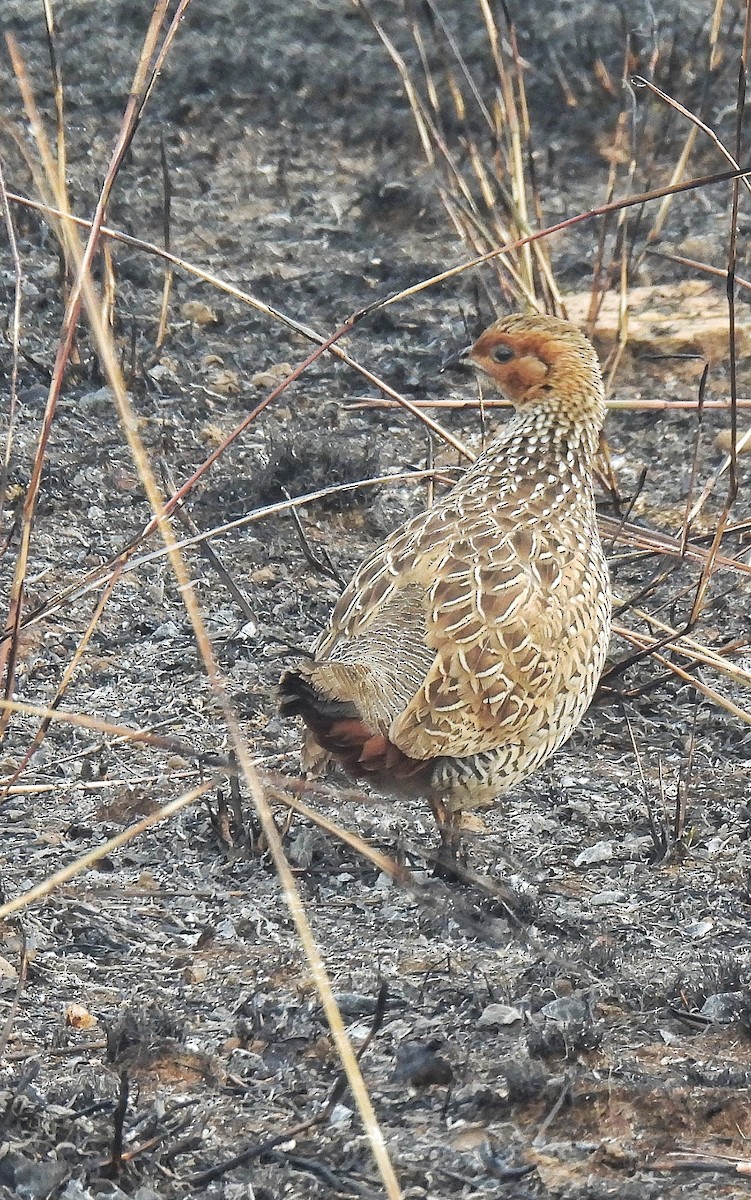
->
[311,488,603,761]
[388,524,600,759]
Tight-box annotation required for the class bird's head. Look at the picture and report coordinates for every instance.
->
[469,312,605,428]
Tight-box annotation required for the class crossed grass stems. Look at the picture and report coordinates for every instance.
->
[0,0,750,1192]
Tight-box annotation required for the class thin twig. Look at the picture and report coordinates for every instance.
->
[0,927,28,1064]
[1,7,176,734]
[1,470,441,645]
[155,133,173,349]
[0,775,221,919]
[190,982,389,1188]
[0,157,22,532]
[354,163,751,316]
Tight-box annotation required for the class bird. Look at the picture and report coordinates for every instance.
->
[279,312,612,863]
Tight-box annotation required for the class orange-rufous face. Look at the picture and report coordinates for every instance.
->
[470,327,553,404]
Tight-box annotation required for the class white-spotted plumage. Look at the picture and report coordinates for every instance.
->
[279,313,612,850]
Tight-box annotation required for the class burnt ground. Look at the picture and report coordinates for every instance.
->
[1,2,751,1198]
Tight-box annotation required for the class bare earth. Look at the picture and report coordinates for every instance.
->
[0,3,751,1199]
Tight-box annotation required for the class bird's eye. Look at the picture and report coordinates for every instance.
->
[490,343,514,364]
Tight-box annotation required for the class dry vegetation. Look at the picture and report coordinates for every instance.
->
[0,1,751,1198]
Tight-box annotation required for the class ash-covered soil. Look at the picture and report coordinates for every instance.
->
[1,2,751,1198]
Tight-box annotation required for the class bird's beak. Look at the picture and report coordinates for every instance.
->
[439,343,473,373]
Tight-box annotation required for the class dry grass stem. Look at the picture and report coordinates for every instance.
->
[613,625,751,727]
[363,163,751,314]
[646,246,751,291]
[0,5,177,735]
[10,29,402,1196]
[0,776,221,920]
[0,469,443,645]
[0,156,22,531]
[633,73,751,199]
[155,134,173,349]
[0,697,232,766]
[643,0,727,245]
[2,5,751,1192]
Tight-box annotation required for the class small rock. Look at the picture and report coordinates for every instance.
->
[237,620,258,639]
[574,840,613,867]
[77,386,118,411]
[328,1103,353,1128]
[0,1155,69,1199]
[700,991,748,1023]
[251,362,293,388]
[147,359,179,382]
[393,1041,453,1087]
[208,368,240,394]
[65,1002,97,1029]
[152,621,180,641]
[0,955,18,980]
[334,992,379,1016]
[60,1183,93,1200]
[287,826,317,868]
[477,1003,523,1028]
[250,565,277,584]
[684,917,714,939]
[452,1124,491,1151]
[594,1139,636,1170]
[199,422,226,446]
[540,997,588,1022]
[181,299,220,325]
[659,1028,681,1044]
[589,890,626,906]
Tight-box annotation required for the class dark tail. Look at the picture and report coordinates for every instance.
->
[278,668,359,723]
[279,666,430,787]
[278,666,372,764]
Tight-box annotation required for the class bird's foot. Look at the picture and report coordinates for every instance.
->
[429,799,465,881]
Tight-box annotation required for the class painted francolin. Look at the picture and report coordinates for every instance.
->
[279,313,611,857]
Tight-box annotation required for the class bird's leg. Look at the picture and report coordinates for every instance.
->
[429,797,464,880]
